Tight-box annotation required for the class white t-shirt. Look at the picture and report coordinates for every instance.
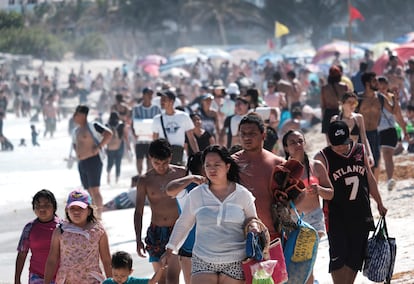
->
[167,183,257,263]
[152,110,194,147]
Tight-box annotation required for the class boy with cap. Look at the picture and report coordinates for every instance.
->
[72,105,113,219]
[314,120,387,284]
[152,90,198,165]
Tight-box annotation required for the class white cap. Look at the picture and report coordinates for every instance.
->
[226,82,240,95]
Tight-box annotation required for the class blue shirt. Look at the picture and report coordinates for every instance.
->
[103,276,149,284]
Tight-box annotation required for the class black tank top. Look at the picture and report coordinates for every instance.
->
[320,143,374,231]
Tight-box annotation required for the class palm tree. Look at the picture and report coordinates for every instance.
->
[182,0,265,45]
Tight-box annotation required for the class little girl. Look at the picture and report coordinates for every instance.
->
[15,189,60,284]
[44,189,112,283]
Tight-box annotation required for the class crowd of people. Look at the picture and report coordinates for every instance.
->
[9,48,414,283]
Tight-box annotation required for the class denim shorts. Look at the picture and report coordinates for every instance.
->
[292,207,326,234]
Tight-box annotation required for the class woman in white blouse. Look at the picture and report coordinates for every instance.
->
[161,145,258,283]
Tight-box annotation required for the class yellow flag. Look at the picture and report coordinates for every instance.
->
[275,21,289,38]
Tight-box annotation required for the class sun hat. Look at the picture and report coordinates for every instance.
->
[212,79,225,90]
[66,189,92,209]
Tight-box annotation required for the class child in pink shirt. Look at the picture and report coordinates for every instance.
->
[15,189,60,284]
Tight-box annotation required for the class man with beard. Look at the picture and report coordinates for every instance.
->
[357,72,396,180]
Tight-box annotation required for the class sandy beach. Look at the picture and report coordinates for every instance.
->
[1,113,414,284]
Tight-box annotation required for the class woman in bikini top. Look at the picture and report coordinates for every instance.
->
[331,92,374,166]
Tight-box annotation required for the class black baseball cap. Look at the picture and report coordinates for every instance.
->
[142,87,153,95]
[328,120,352,146]
[157,90,176,101]
[235,96,249,104]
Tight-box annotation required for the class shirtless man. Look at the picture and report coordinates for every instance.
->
[232,113,285,240]
[134,138,187,284]
[72,105,113,219]
[287,70,303,110]
[110,93,131,123]
[358,72,400,180]
[273,71,294,110]
[405,57,414,105]
[264,79,287,109]
[320,65,348,143]
[42,94,59,138]
[384,55,408,104]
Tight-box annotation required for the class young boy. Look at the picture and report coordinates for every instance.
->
[103,251,163,284]
[134,139,187,284]
[31,124,40,146]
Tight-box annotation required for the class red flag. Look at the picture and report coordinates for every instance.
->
[267,38,275,50]
[349,5,364,22]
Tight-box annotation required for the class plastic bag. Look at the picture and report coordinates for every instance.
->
[251,260,277,284]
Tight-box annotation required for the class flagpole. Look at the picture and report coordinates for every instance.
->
[348,0,353,74]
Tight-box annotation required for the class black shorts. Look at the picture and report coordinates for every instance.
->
[366,130,380,168]
[171,145,184,165]
[328,229,370,273]
[135,142,150,159]
[379,127,398,148]
[78,154,103,189]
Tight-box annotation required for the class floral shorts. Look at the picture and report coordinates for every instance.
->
[191,254,245,280]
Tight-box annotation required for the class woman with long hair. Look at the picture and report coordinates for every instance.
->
[331,92,374,166]
[162,145,258,284]
[282,130,334,284]
[106,111,128,184]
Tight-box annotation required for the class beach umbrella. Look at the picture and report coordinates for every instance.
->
[372,42,414,74]
[370,42,400,60]
[392,42,414,61]
[143,64,160,77]
[201,48,231,60]
[304,63,321,74]
[168,53,208,63]
[279,43,316,60]
[312,41,364,64]
[229,48,260,63]
[172,46,200,56]
[160,54,207,72]
[257,52,284,65]
[160,67,190,78]
[393,32,414,44]
[159,59,188,72]
[137,54,167,66]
